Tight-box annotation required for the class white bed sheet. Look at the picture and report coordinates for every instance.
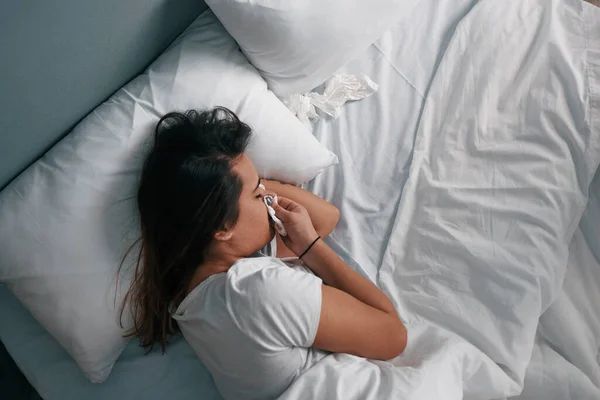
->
[513,174,600,400]
[1,1,599,399]
[306,0,480,282]
[305,0,600,399]
[514,172,600,400]
[511,3,600,399]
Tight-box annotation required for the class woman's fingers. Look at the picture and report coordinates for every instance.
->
[272,197,293,221]
[274,195,293,209]
[271,195,318,256]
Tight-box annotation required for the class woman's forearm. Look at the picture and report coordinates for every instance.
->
[302,240,398,316]
[262,179,339,237]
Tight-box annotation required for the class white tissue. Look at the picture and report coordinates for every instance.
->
[283,74,379,129]
[263,195,287,236]
[283,94,319,130]
[307,73,378,118]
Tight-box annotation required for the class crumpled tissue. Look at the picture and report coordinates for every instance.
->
[284,73,378,130]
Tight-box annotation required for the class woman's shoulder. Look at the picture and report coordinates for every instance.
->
[175,258,280,314]
[177,257,315,315]
[227,257,315,296]
[228,256,290,281]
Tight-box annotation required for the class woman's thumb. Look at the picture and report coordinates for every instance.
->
[272,199,292,221]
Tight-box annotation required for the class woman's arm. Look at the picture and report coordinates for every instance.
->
[262,179,340,238]
[303,240,407,360]
[272,196,407,360]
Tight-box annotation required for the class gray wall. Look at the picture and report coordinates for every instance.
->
[0,0,208,190]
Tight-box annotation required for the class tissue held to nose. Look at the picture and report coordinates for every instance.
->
[263,195,287,236]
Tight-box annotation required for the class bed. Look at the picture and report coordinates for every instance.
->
[1,0,599,399]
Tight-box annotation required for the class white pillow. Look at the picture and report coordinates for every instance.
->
[205,0,418,97]
[0,10,336,383]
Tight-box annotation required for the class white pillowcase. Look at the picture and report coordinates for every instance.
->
[205,0,418,97]
[0,10,336,383]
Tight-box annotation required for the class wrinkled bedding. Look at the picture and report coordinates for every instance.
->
[295,0,600,398]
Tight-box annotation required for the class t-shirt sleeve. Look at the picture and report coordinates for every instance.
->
[228,259,323,349]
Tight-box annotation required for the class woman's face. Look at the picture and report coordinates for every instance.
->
[227,154,275,255]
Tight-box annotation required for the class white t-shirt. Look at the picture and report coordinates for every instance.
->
[173,243,328,400]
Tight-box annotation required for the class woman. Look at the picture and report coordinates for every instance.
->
[122,107,407,399]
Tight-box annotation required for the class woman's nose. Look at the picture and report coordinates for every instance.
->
[262,190,277,200]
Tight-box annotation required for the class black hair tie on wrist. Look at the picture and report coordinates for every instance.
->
[299,236,321,259]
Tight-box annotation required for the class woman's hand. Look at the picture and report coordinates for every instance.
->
[272,196,319,257]
[262,179,339,239]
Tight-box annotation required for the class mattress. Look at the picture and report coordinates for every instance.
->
[1,0,599,399]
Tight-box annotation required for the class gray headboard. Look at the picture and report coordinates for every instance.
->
[0,0,208,190]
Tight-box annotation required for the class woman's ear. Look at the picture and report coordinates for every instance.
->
[214,228,234,242]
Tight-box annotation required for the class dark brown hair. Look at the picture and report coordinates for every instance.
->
[120,107,252,352]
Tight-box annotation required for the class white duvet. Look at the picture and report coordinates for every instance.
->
[282,0,600,399]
